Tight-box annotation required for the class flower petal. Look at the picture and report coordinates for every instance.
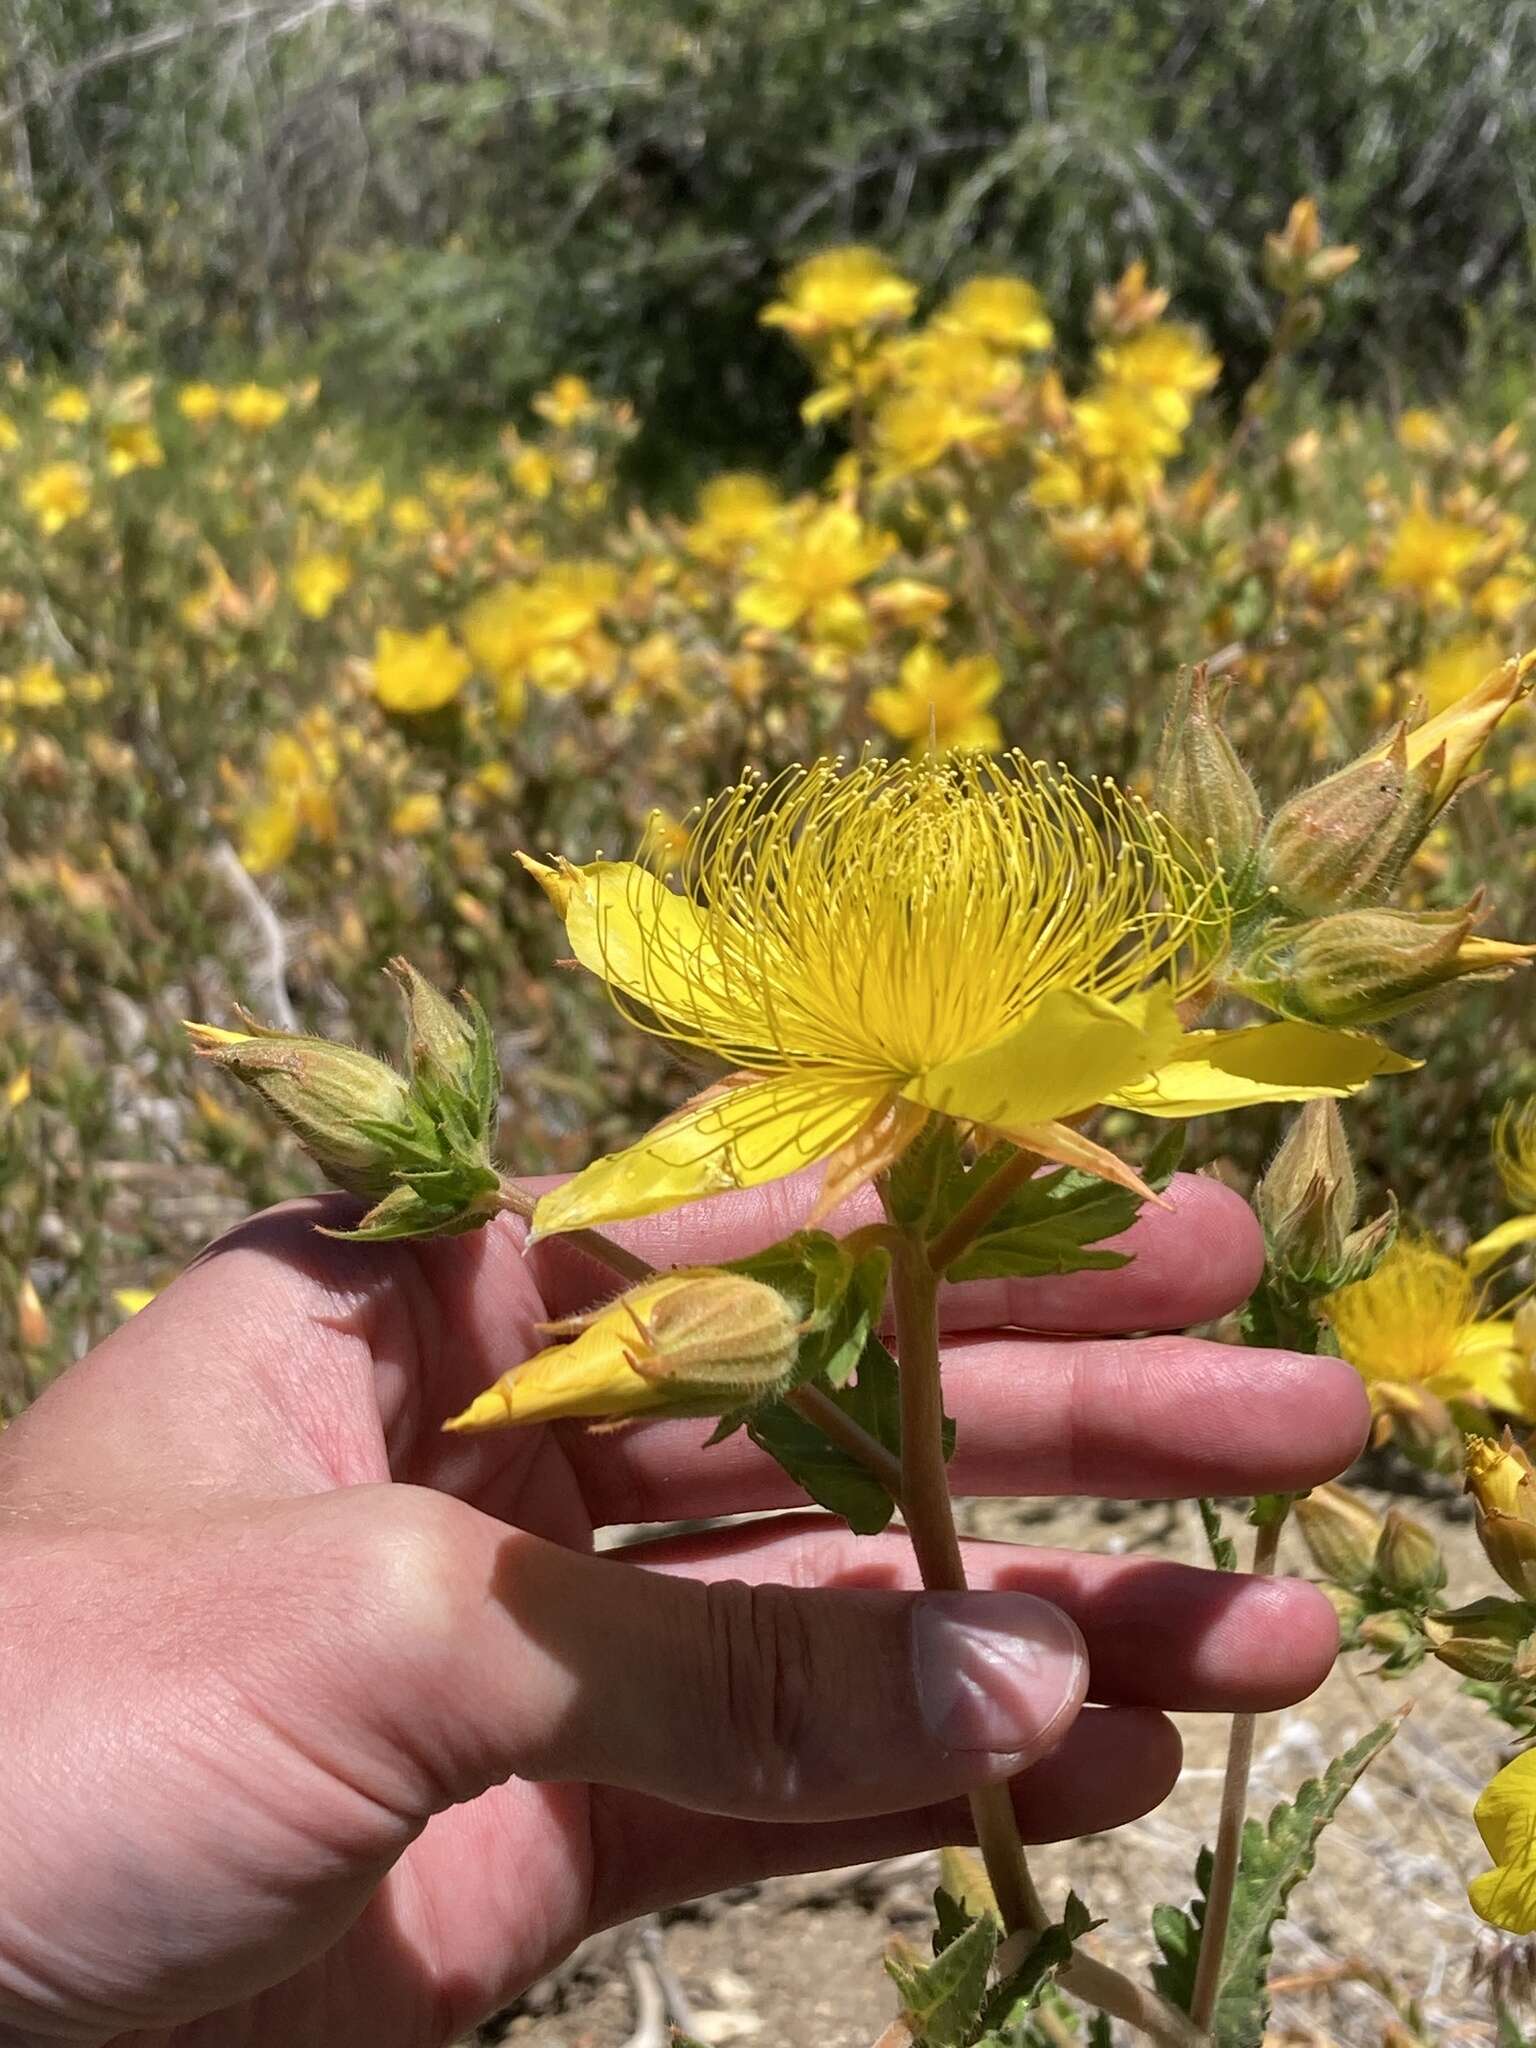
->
[1106,1020,1418,1118]
[1467,1213,1536,1274]
[519,854,766,1046]
[1472,1749,1536,1933]
[530,1073,891,1236]
[986,1119,1158,1203]
[902,986,1184,1129]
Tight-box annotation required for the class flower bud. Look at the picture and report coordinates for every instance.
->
[1153,665,1264,881]
[1254,902,1535,1027]
[1258,730,1431,918]
[1373,1507,1446,1599]
[1466,1434,1536,1603]
[185,1019,413,1198]
[443,1269,804,1430]
[16,1273,50,1350]
[1425,1598,1536,1683]
[1356,1607,1423,1669]
[388,957,484,1098]
[1257,1101,1358,1283]
[1390,653,1534,814]
[1294,1480,1383,1589]
[1370,1380,1461,1471]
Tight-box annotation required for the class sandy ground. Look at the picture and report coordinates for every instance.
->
[471,1485,1528,2048]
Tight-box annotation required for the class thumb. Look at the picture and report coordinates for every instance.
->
[329,1486,1087,1824]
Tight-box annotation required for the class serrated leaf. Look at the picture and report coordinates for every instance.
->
[886,1909,998,2046]
[1199,1498,1238,1571]
[744,1331,904,1533]
[979,1892,1099,2035]
[1152,1716,1401,2048]
[940,1129,1182,1284]
[933,1886,980,1950]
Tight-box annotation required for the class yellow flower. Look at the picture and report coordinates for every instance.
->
[300,474,384,526]
[868,645,1003,753]
[177,382,223,423]
[290,552,353,620]
[683,472,783,564]
[1475,570,1535,626]
[510,447,555,499]
[44,386,90,424]
[935,276,1053,352]
[1097,323,1220,417]
[224,383,289,433]
[1397,408,1453,457]
[1071,383,1185,497]
[22,461,91,534]
[1382,493,1485,608]
[1468,1099,1536,1272]
[9,661,66,709]
[1471,1750,1536,1933]
[1325,1232,1527,1416]
[0,411,19,451]
[761,246,918,340]
[462,562,620,702]
[239,718,341,872]
[389,791,444,837]
[521,755,1411,1237]
[372,625,472,714]
[105,421,164,476]
[389,495,433,535]
[736,505,896,636]
[1415,633,1504,715]
[533,374,599,428]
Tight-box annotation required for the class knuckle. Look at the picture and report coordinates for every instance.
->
[697,1579,822,1810]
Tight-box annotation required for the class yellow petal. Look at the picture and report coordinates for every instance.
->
[518,855,764,1047]
[530,1073,891,1236]
[1468,1213,1536,1274]
[1445,1318,1531,1416]
[443,1327,667,1429]
[904,986,1184,1130]
[1472,1749,1536,1933]
[991,1119,1158,1203]
[810,1097,930,1222]
[1108,1021,1418,1117]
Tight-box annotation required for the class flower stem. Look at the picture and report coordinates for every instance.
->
[1189,1510,1285,2031]
[786,1383,904,1499]
[926,1146,1042,1274]
[496,1178,653,1283]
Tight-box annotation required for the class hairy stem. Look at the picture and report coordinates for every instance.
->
[926,1146,1041,1274]
[1190,1511,1285,2030]
[496,1178,653,1283]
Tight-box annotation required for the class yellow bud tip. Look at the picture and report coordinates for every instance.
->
[441,1385,515,1433]
[183,1020,255,1049]
[514,850,576,915]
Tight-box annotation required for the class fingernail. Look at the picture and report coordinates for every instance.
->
[911,1593,1085,1755]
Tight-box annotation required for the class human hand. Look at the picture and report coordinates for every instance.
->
[0,1172,1367,2048]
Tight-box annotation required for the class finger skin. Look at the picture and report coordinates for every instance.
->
[616,1516,1340,1713]
[526,1167,1265,1334]
[554,1335,1370,1524]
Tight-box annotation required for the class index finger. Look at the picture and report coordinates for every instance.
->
[524,1167,1263,1335]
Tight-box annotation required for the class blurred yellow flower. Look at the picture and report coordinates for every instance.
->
[113,1287,158,1317]
[224,383,289,433]
[301,474,383,526]
[1325,1232,1528,1416]
[463,562,620,703]
[1098,323,1219,416]
[389,791,444,837]
[1382,493,1485,608]
[868,645,1003,753]
[1072,383,1184,497]
[2,661,67,709]
[1397,408,1453,457]
[736,504,895,637]
[510,447,555,499]
[1471,1749,1536,1933]
[22,461,91,533]
[290,552,353,620]
[761,246,918,340]
[372,625,472,715]
[44,386,91,424]
[106,422,164,476]
[177,382,223,423]
[1416,633,1504,714]
[533,375,599,428]
[0,411,18,451]
[935,276,1053,352]
[390,495,433,535]
[683,472,783,564]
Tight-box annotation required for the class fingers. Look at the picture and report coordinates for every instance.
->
[556,1336,1371,1523]
[526,1167,1265,1334]
[326,1486,1087,1826]
[582,1705,1182,1929]
[616,1516,1340,1713]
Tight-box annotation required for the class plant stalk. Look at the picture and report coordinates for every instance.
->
[926,1146,1042,1274]
[1189,1511,1285,2031]
[496,1178,653,1282]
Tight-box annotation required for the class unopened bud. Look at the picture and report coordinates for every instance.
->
[1255,902,1535,1027]
[1294,1481,1383,1589]
[1357,1607,1423,1668]
[1259,731,1430,918]
[1425,1597,1536,1683]
[1154,666,1264,882]
[1387,653,1534,813]
[1263,199,1357,297]
[1374,1507,1446,1599]
[1466,1433,1536,1602]
[443,1269,803,1430]
[1370,1380,1461,1471]
[1258,1102,1358,1283]
[16,1272,50,1350]
[185,1019,413,1198]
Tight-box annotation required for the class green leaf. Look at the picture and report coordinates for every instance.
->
[1199,1499,1238,1572]
[977,1892,1100,2037]
[883,1117,967,1232]
[1152,1715,1401,2048]
[886,1909,998,2046]
[939,1130,1183,1285]
[744,1332,903,1534]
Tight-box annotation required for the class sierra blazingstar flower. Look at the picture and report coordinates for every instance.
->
[1471,1748,1536,1934]
[521,754,1412,1238]
[1325,1231,1529,1420]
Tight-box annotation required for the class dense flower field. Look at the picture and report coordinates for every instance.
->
[2,202,1533,1402]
